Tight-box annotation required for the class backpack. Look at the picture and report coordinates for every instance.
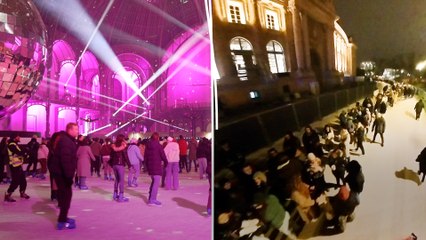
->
[100,144,112,156]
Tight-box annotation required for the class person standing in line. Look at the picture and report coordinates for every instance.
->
[354,122,365,155]
[188,137,198,172]
[144,132,168,206]
[110,134,130,202]
[50,123,79,230]
[0,137,8,183]
[76,138,95,190]
[26,135,39,177]
[196,137,210,180]
[47,132,61,202]
[177,135,188,173]
[100,138,114,181]
[372,113,386,147]
[414,99,424,120]
[4,134,30,202]
[37,138,49,180]
[164,137,180,190]
[127,139,144,187]
[90,138,102,177]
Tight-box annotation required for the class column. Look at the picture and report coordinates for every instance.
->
[301,12,311,70]
[290,4,305,71]
[45,44,53,137]
[325,26,335,71]
[45,102,50,137]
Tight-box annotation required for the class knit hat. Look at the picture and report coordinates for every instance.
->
[167,136,174,142]
[307,153,316,161]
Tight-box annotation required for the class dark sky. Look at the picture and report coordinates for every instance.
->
[335,0,426,65]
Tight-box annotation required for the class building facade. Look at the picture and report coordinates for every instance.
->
[213,0,356,109]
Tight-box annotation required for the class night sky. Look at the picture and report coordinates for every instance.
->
[335,0,426,65]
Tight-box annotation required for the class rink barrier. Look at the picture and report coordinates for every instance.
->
[217,83,377,155]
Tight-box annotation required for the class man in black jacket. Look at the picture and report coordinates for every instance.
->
[50,123,79,230]
[26,136,39,177]
[4,134,29,202]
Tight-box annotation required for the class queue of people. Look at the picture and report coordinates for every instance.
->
[214,81,420,239]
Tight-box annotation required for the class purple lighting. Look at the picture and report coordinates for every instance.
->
[165,30,211,108]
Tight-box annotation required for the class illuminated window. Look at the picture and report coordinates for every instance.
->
[227,1,246,24]
[230,37,254,81]
[249,90,260,99]
[266,40,287,73]
[265,10,279,31]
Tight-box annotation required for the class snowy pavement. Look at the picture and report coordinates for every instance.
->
[312,97,426,240]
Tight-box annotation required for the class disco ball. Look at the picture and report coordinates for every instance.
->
[0,0,47,119]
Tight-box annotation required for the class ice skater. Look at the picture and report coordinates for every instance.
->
[414,99,424,120]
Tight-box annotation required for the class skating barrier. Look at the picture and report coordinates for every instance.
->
[217,83,377,155]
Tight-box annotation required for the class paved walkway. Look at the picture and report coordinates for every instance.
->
[0,171,211,240]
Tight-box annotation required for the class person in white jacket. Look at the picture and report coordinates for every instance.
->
[37,138,49,180]
[164,137,180,190]
[127,139,144,187]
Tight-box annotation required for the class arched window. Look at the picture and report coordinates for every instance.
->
[91,74,100,102]
[230,37,254,81]
[266,40,287,73]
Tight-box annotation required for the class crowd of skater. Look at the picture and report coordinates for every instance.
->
[0,124,212,230]
[214,81,422,240]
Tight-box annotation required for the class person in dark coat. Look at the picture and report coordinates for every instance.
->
[282,131,301,158]
[344,160,364,194]
[415,147,426,182]
[47,132,61,201]
[110,134,131,202]
[372,113,386,147]
[302,126,322,157]
[414,99,424,120]
[5,134,30,202]
[144,132,168,206]
[26,136,39,176]
[328,149,347,185]
[0,137,8,183]
[50,123,79,230]
[197,137,211,179]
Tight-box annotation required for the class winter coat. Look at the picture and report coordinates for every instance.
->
[164,142,180,163]
[345,170,364,193]
[372,117,386,134]
[262,194,287,230]
[76,145,95,177]
[144,139,168,175]
[415,101,424,113]
[110,143,130,167]
[37,144,49,160]
[178,139,188,156]
[127,144,144,165]
[302,132,320,154]
[50,131,78,179]
[27,138,39,159]
[355,126,365,142]
[90,141,102,156]
[188,140,197,161]
[196,139,211,161]
[416,147,426,173]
